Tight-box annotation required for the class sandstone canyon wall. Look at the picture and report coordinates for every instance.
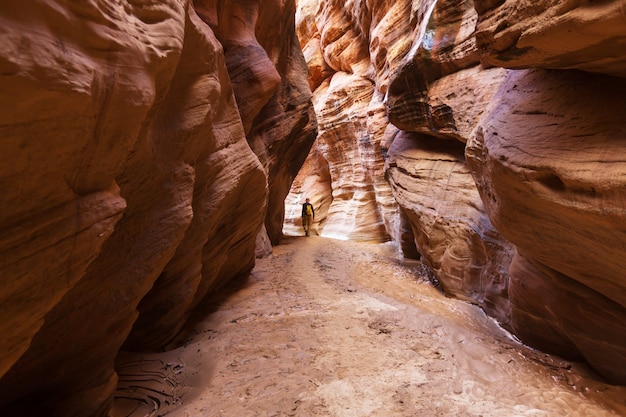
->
[0,0,315,415]
[291,0,626,384]
[284,0,404,243]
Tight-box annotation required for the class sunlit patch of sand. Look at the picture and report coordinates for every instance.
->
[114,237,626,417]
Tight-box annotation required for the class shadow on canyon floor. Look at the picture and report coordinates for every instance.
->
[112,236,626,417]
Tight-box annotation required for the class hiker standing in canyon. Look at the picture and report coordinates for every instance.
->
[301,198,315,237]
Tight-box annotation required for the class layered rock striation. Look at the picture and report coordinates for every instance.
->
[285,0,405,243]
[194,0,318,247]
[466,67,626,384]
[290,0,514,322]
[0,0,315,415]
[1,2,625,416]
[292,0,626,383]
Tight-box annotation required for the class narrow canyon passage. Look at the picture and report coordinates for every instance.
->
[3,2,626,415]
[114,237,626,417]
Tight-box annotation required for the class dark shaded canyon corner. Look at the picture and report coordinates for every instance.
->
[1,0,626,416]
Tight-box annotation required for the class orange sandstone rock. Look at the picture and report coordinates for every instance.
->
[0,0,317,414]
[295,0,626,384]
[475,0,626,78]
[466,68,626,383]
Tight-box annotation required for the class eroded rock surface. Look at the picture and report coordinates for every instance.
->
[386,130,513,325]
[292,0,626,384]
[2,2,626,416]
[286,0,404,243]
[194,0,318,246]
[290,0,514,324]
[466,68,626,384]
[0,0,314,415]
[474,0,626,78]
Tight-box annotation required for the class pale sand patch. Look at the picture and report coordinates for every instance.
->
[113,236,626,417]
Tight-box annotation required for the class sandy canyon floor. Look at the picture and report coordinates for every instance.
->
[112,236,626,417]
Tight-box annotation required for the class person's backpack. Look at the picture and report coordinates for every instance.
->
[306,204,313,216]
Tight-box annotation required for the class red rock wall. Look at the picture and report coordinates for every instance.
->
[0,0,315,415]
[466,67,626,384]
[293,0,626,383]
[195,0,318,246]
[285,0,405,243]
[290,0,513,321]
[469,0,626,385]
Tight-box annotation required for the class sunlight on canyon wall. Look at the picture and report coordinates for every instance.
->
[1,1,625,415]
[287,0,626,384]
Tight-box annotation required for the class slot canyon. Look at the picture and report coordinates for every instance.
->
[1,0,625,416]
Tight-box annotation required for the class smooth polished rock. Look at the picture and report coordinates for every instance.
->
[294,0,626,384]
[466,68,626,383]
[386,131,513,324]
[0,2,267,415]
